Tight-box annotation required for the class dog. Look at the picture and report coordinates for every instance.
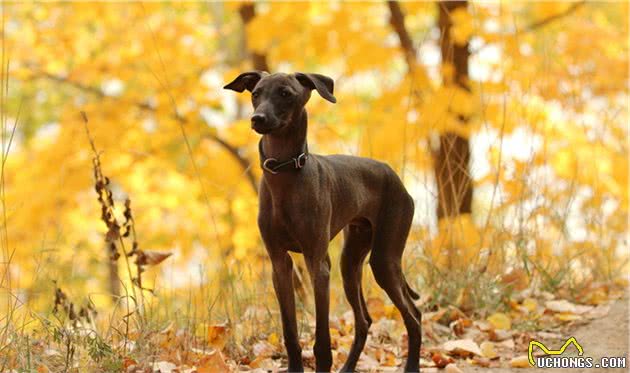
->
[225,71,421,372]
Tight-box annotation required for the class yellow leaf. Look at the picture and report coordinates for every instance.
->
[487,312,511,330]
[480,341,497,359]
[267,332,280,346]
[522,298,538,312]
[510,355,530,368]
[555,312,581,322]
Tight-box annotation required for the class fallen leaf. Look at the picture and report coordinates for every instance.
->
[207,323,230,350]
[545,300,592,314]
[522,298,538,312]
[555,312,582,322]
[499,338,515,349]
[152,361,177,373]
[480,341,497,359]
[445,363,463,373]
[540,291,555,300]
[487,312,511,330]
[510,355,531,368]
[267,332,280,346]
[431,352,454,368]
[197,350,230,373]
[122,358,137,370]
[442,339,482,357]
[471,356,491,367]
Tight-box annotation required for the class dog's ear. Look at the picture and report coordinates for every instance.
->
[224,71,266,93]
[295,73,336,103]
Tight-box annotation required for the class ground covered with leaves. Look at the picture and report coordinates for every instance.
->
[4,278,626,373]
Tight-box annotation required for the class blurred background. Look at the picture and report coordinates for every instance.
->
[0,1,627,371]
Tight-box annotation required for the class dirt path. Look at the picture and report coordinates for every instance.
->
[462,297,629,373]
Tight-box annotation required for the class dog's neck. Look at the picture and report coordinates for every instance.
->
[260,108,308,162]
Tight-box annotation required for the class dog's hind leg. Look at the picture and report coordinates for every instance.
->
[339,222,372,373]
[369,194,421,373]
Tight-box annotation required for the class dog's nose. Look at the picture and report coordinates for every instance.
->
[251,113,267,126]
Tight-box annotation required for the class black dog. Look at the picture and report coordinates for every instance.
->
[225,71,421,372]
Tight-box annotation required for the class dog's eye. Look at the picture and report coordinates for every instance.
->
[279,89,290,98]
[252,91,260,99]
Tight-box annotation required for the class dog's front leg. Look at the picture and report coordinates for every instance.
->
[270,252,303,372]
[305,251,333,372]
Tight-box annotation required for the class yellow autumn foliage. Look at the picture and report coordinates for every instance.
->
[0,1,626,322]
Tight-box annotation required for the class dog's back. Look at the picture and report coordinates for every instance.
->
[312,153,413,234]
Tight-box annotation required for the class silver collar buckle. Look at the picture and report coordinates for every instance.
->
[295,153,307,169]
[262,158,279,174]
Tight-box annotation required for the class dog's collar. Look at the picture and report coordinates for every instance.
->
[258,139,309,174]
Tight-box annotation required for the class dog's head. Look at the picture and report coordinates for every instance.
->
[224,72,336,134]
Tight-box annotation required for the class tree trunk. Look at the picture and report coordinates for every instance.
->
[238,3,270,72]
[434,1,473,220]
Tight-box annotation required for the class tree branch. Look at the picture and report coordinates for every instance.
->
[525,1,585,32]
[33,71,259,193]
[387,1,418,69]
[471,1,586,56]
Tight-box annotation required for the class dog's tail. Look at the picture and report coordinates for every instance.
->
[406,279,420,300]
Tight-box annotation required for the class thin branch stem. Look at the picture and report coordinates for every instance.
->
[525,1,585,32]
